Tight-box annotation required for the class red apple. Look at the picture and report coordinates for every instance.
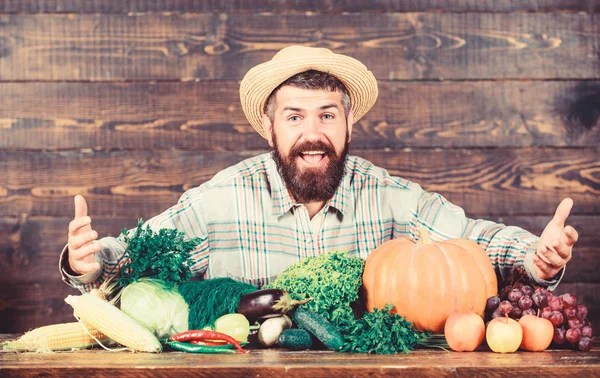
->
[519,314,554,351]
[444,312,485,352]
[486,316,523,353]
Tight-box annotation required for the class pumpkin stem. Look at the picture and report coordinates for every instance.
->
[418,227,432,245]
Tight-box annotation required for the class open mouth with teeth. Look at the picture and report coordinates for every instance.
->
[299,150,326,165]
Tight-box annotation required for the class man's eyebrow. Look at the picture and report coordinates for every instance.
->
[283,104,340,113]
[282,104,340,113]
[319,103,340,111]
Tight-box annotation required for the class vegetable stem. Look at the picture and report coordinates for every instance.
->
[418,227,432,245]
[273,293,313,313]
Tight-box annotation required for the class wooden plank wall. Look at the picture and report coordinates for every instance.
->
[0,1,599,334]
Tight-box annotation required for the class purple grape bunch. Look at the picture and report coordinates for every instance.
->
[484,286,593,352]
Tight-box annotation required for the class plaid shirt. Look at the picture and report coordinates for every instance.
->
[60,153,561,292]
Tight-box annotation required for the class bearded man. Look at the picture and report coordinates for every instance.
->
[61,46,578,292]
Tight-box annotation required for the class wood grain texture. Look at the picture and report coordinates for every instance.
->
[0,1,599,14]
[0,217,132,284]
[0,351,599,378]
[0,282,79,333]
[0,80,599,150]
[0,149,598,218]
[0,13,597,81]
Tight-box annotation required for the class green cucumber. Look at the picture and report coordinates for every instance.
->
[293,307,344,351]
[278,328,313,351]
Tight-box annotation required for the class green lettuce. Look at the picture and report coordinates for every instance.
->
[264,251,364,331]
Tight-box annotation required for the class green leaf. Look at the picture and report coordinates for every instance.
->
[342,304,430,354]
[116,219,199,287]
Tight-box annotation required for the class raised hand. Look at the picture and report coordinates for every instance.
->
[533,198,578,280]
[67,195,101,275]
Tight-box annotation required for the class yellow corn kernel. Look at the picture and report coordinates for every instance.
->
[2,322,107,351]
[64,293,162,353]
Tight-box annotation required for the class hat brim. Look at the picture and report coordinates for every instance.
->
[240,51,378,139]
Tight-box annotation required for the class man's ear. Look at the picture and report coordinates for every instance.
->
[347,110,354,143]
[262,114,274,147]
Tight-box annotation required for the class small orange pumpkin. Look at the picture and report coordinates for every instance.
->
[362,227,497,333]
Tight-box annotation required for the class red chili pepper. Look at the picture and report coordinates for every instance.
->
[169,330,249,354]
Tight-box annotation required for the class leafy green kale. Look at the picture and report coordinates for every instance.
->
[343,304,429,354]
[264,251,364,330]
[116,219,199,287]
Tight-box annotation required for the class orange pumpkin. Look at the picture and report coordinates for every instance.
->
[362,227,497,333]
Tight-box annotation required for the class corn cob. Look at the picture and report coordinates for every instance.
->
[64,293,162,353]
[2,322,108,351]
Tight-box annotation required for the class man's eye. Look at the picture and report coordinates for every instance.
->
[288,116,300,122]
[323,114,334,120]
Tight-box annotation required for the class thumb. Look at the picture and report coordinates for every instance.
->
[74,195,88,218]
[552,197,573,227]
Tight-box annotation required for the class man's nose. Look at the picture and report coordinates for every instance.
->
[303,116,323,140]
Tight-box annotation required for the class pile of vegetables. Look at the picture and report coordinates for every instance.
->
[111,222,260,352]
[264,251,431,354]
[3,220,444,355]
[2,220,201,353]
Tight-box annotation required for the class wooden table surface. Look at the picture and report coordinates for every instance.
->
[1,334,599,377]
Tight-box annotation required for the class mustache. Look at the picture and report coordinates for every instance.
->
[289,140,336,158]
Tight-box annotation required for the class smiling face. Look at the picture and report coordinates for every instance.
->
[263,85,354,203]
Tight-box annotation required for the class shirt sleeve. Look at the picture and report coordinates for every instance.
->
[59,187,210,293]
[412,183,563,290]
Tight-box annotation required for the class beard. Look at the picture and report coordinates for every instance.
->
[271,132,349,204]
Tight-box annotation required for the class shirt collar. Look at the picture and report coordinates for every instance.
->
[268,155,354,218]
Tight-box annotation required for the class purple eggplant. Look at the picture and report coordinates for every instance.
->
[237,289,311,321]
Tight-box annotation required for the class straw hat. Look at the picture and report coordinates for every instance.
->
[239,45,379,139]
